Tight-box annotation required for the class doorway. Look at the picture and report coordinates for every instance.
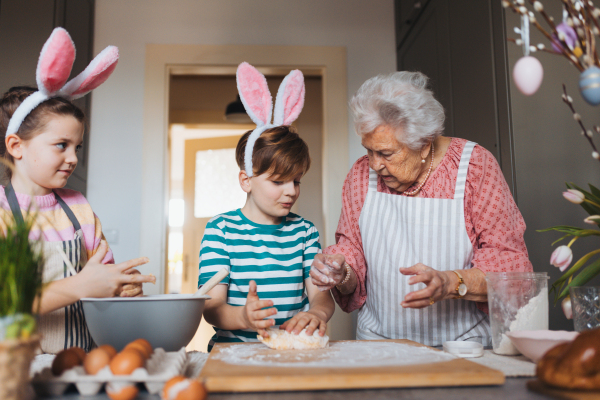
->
[167,72,324,351]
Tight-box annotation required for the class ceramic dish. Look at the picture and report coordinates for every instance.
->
[82,294,209,351]
[505,330,579,363]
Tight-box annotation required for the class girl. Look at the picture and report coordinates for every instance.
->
[198,63,334,349]
[0,28,155,354]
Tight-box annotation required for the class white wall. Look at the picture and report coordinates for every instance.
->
[90,0,395,262]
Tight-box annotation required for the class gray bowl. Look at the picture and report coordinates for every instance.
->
[81,294,209,351]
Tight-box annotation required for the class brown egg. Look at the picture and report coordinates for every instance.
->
[132,338,153,357]
[51,348,82,376]
[109,349,145,375]
[162,376,207,400]
[71,346,86,363]
[84,347,112,375]
[125,341,151,360]
[106,383,139,400]
[98,344,117,359]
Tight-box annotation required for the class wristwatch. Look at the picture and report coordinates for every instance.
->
[452,270,467,298]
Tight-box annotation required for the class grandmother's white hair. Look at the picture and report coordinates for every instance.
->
[350,71,445,151]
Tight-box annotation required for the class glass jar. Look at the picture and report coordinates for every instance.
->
[569,286,600,332]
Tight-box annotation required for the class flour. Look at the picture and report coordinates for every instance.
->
[214,340,456,368]
[495,287,548,355]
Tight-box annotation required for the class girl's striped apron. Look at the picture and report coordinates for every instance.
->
[356,141,491,346]
[4,183,94,353]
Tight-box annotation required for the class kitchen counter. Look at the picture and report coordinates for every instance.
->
[32,378,549,399]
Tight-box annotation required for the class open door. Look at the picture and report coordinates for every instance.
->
[182,134,244,351]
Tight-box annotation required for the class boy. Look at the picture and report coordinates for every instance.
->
[198,126,334,348]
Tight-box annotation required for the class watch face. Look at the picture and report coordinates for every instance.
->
[458,283,467,297]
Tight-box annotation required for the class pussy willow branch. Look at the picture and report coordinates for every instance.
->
[505,1,585,71]
[562,84,600,163]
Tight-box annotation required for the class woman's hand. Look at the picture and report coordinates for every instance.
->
[280,311,327,337]
[242,280,278,338]
[310,253,346,291]
[399,263,453,309]
[76,241,156,298]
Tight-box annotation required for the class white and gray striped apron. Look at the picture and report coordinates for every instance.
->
[356,141,491,346]
[4,183,94,353]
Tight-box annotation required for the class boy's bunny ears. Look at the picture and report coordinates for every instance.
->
[236,62,305,177]
[6,27,119,137]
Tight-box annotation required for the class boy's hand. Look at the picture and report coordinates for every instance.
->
[242,280,277,338]
[280,311,327,337]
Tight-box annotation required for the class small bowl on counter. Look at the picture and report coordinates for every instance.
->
[505,330,579,363]
[82,294,209,351]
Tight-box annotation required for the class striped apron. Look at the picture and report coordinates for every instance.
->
[4,183,94,353]
[356,141,491,346]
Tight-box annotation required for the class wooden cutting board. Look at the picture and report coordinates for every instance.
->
[199,339,505,392]
[527,380,600,400]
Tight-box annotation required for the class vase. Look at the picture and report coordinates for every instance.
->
[0,335,40,400]
[569,286,600,332]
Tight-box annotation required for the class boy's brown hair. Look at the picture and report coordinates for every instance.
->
[235,126,311,180]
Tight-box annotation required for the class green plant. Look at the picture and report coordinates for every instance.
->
[0,211,45,340]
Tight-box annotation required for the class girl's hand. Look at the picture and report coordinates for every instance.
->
[280,311,327,336]
[309,253,346,291]
[76,241,156,299]
[242,280,277,338]
[399,263,453,309]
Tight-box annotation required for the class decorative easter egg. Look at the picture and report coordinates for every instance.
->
[513,56,544,95]
[551,22,578,53]
[579,66,600,106]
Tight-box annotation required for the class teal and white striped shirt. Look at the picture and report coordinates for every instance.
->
[198,209,321,346]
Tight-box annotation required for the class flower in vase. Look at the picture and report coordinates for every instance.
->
[563,189,585,204]
[551,245,573,272]
[584,215,600,225]
[562,296,573,320]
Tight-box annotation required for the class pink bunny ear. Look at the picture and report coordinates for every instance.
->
[36,28,76,94]
[273,70,305,126]
[60,46,119,99]
[236,62,272,126]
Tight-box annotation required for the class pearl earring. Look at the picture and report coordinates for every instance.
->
[421,158,426,163]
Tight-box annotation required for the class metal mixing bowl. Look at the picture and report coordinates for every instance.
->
[81,294,209,351]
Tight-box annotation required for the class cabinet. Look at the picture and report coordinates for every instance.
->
[395,0,515,194]
[0,0,95,195]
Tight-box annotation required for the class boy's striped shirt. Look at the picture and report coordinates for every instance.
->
[198,209,321,346]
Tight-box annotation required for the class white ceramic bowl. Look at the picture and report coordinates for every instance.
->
[505,330,579,363]
[81,294,209,351]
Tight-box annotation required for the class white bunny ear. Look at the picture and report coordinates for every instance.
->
[236,62,272,126]
[36,27,76,95]
[273,69,305,126]
[60,46,119,99]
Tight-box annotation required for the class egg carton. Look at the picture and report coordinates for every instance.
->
[31,347,188,397]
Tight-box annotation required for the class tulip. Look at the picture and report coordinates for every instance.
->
[584,215,600,225]
[562,296,573,320]
[563,189,585,204]
[550,245,573,272]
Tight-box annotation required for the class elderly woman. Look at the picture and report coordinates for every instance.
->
[311,71,532,346]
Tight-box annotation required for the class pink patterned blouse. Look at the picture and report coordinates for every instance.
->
[324,137,533,313]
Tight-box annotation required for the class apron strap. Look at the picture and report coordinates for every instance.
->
[53,192,82,232]
[367,168,378,193]
[453,141,476,200]
[4,182,25,226]
[2,184,82,231]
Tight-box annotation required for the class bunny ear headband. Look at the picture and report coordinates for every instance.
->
[6,27,119,137]
[236,62,305,177]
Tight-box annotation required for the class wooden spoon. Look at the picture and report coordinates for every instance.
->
[194,268,229,297]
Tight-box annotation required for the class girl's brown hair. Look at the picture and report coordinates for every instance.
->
[0,86,85,179]
[235,126,311,180]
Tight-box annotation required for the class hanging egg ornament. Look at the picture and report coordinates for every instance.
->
[579,66,600,106]
[513,56,544,95]
[551,22,578,53]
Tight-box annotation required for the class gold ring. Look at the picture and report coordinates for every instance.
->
[429,297,435,305]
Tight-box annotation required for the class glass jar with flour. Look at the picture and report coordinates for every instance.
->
[486,272,549,355]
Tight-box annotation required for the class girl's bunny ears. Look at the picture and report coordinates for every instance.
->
[6,27,119,137]
[236,62,305,177]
